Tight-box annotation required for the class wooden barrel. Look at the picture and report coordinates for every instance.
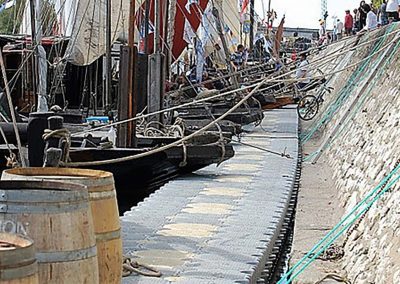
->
[0,181,99,283]
[0,233,39,284]
[2,168,122,284]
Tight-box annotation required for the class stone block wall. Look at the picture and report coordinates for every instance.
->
[305,24,400,283]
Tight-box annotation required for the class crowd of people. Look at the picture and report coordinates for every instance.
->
[318,1,400,45]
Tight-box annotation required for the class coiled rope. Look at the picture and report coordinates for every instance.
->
[122,256,161,278]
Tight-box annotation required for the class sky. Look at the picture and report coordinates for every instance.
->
[255,0,362,29]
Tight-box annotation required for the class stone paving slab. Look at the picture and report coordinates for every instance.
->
[121,108,299,284]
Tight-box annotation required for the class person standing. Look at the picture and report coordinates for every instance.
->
[354,8,361,31]
[358,1,368,29]
[336,19,344,40]
[379,1,389,25]
[318,19,327,45]
[386,0,400,22]
[230,44,246,71]
[363,4,378,30]
[296,53,311,90]
[210,43,227,69]
[345,10,354,36]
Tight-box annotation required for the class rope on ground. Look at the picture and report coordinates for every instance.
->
[277,160,400,284]
[229,137,292,159]
[122,256,161,278]
[314,273,351,284]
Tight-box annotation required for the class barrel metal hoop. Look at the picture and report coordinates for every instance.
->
[0,261,38,280]
[0,203,88,214]
[96,228,121,242]
[89,190,116,201]
[0,246,36,267]
[36,246,97,263]
[1,189,87,203]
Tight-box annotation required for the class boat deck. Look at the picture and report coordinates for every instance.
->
[121,107,299,283]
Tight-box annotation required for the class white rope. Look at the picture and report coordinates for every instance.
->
[64,74,270,167]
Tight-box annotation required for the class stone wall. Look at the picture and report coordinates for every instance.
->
[304,23,400,283]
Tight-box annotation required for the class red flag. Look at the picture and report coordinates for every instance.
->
[240,0,249,17]
[274,16,285,58]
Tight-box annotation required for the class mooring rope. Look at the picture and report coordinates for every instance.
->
[301,27,396,145]
[70,29,398,139]
[64,74,271,167]
[278,160,400,283]
[303,35,400,162]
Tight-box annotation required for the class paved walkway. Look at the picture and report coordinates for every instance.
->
[121,107,299,283]
[289,123,344,284]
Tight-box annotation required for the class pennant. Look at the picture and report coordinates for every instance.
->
[274,16,285,58]
[240,0,249,17]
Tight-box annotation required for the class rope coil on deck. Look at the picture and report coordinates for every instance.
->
[42,128,71,163]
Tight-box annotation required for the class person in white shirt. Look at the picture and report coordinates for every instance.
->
[336,19,344,40]
[363,4,378,30]
[296,53,311,90]
[386,0,400,21]
[318,19,327,45]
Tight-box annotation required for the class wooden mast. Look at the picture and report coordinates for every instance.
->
[128,0,137,147]
[105,0,112,107]
[29,0,37,109]
[118,0,137,147]
[147,0,164,126]
[250,0,255,49]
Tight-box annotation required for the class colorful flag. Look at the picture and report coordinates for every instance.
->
[240,0,249,17]
[274,16,285,58]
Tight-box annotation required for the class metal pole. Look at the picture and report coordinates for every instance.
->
[148,0,164,125]
[105,0,112,107]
